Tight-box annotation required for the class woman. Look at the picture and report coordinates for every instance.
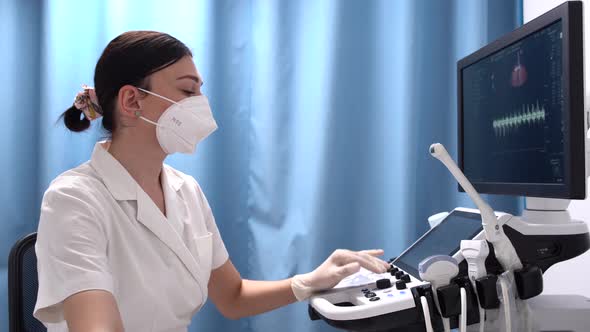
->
[33,31,389,332]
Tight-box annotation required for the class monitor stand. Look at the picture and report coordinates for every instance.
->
[500,197,590,272]
[522,197,577,225]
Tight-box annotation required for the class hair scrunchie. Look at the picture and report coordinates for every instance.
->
[74,85,103,121]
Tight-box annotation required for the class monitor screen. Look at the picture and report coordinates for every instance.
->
[393,210,483,279]
[462,21,564,185]
[457,1,585,198]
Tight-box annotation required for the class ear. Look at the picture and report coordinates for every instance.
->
[118,85,143,119]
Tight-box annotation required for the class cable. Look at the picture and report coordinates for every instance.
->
[442,315,450,332]
[418,255,458,332]
[459,287,467,332]
[460,240,489,332]
[430,143,523,272]
[500,277,512,332]
[523,300,532,332]
[420,296,434,332]
[431,292,450,332]
[478,306,485,332]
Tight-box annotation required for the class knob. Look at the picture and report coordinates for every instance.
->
[376,278,392,289]
[401,274,411,283]
[395,271,404,279]
[395,280,407,290]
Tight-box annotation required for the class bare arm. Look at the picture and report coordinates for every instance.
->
[208,249,389,319]
[208,260,296,319]
[63,290,125,332]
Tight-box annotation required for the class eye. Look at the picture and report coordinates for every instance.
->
[182,90,196,96]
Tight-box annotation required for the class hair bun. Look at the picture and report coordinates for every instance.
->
[62,105,91,132]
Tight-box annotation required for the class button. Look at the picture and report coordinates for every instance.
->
[389,267,399,275]
[395,281,406,290]
[365,292,377,298]
[369,297,381,302]
[361,288,369,293]
[376,278,392,289]
[394,271,404,279]
[401,274,411,283]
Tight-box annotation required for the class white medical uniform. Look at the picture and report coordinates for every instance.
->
[33,141,229,332]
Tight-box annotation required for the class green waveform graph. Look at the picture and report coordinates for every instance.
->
[492,101,546,137]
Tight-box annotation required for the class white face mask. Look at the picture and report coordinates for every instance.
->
[136,88,218,154]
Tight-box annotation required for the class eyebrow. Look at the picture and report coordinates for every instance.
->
[177,75,204,86]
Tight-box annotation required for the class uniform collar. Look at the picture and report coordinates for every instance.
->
[90,141,185,200]
[162,164,185,192]
[90,141,205,295]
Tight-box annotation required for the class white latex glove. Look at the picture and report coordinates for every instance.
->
[291,249,389,301]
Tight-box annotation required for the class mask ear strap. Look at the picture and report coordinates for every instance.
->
[137,87,178,105]
[134,109,158,126]
[138,114,159,126]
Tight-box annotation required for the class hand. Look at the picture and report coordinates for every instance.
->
[291,249,389,301]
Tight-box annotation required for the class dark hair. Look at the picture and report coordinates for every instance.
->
[62,31,192,132]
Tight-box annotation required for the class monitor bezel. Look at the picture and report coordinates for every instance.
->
[457,1,585,199]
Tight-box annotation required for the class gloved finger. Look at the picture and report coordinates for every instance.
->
[357,251,390,271]
[343,251,387,274]
[358,249,389,270]
[335,262,361,278]
[356,250,390,270]
[358,249,384,257]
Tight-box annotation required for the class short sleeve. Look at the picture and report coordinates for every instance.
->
[192,180,229,269]
[33,181,114,323]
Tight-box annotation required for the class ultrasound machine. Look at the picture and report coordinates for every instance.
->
[307,2,590,331]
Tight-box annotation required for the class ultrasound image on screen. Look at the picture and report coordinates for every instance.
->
[393,211,483,279]
[461,20,564,185]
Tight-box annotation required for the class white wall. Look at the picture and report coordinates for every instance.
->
[542,192,590,297]
[523,0,568,22]
[525,0,590,102]
[524,0,590,298]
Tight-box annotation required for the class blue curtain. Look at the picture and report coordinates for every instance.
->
[0,0,522,331]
